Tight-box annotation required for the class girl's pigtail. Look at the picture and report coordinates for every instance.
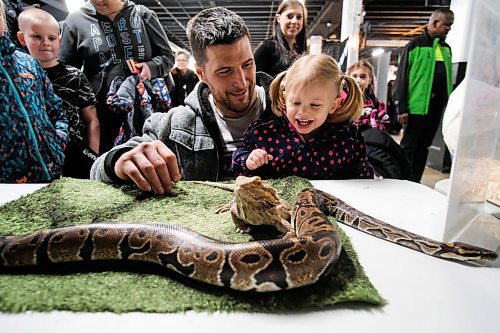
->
[269,71,288,116]
[335,75,364,122]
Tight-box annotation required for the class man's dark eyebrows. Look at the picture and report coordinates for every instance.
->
[215,65,231,72]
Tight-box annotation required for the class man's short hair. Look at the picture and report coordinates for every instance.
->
[186,6,250,66]
[429,7,454,22]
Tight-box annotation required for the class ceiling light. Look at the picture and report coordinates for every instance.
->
[371,48,384,57]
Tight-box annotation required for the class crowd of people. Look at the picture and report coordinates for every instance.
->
[1,0,456,191]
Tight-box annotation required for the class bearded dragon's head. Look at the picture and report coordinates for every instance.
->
[234,176,280,206]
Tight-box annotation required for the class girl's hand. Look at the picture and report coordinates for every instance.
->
[246,149,273,170]
[135,62,152,81]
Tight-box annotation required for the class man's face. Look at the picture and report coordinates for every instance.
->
[431,14,454,38]
[197,36,257,118]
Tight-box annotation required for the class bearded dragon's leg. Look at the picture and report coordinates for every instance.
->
[215,203,232,214]
[231,214,251,233]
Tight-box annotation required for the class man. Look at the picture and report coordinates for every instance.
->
[91,7,273,194]
[170,49,199,107]
[393,8,454,183]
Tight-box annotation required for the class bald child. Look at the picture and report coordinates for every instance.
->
[17,7,100,179]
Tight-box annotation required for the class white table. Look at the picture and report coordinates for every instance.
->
[0,180,499,333]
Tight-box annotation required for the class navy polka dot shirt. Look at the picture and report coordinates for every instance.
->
[232,116,374,180]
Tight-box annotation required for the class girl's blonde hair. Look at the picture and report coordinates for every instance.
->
[270,54,363,124]
[347,59,376,95]
[0,1,6,33]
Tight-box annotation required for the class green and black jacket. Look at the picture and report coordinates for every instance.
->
[393,30,453,115]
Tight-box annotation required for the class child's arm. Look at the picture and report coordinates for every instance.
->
[245,149,273,170]
[232,147,253,176]
[232,119,275,177]
[42,72,69,145]
[232,148,273,176]
[81,105,100,154]
[371,99,391,132]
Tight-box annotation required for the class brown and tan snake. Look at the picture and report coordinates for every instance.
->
[0,180,497,292]
[0,188,341,292]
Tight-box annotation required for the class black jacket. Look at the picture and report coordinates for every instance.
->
[254,39,300,78]
[170,67,199,107]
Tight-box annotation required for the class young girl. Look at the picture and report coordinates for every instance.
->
[347,60,390,132]
[0,2,69,183]
[232,54,374,180]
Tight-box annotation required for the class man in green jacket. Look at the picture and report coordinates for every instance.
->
[393,8,454,182]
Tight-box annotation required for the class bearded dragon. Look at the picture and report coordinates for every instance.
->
[191,176,292,235]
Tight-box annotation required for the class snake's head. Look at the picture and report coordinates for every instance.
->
[446,242,498,263]
[234,176,280,206]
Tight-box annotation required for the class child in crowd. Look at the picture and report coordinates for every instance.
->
[347,60,390,132]
[0,2,68,183]
[232,54,374,179]
[17,7,100,179]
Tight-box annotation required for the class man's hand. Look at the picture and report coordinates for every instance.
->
[135,62,152,81]
[114,140,181,194]
[398,113,409,126]
[246,149,273,170]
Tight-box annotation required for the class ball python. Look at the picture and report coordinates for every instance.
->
[0,188,342,292]
[0,181,497,293]
[317,190,498,264]
[194,177,497,264]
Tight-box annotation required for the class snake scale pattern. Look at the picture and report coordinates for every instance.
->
[0,185,497,292]
[0,189,341,292]
[317,190,498,264]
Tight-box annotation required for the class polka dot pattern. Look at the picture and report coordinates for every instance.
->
[232,117,374,180]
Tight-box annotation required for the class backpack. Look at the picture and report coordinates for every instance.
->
[362,127,413,180]
[106,75,171,146]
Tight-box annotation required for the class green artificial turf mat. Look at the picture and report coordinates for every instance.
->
[0,177,384,313]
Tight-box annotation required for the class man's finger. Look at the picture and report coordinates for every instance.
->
[141,142,180,194]
[120,159,151,192]
[157,143,181,182]
[141,147,172,194]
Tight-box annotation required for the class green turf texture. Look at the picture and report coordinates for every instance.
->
[0,177,384,313]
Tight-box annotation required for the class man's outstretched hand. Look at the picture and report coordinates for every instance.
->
[115,140,181,194]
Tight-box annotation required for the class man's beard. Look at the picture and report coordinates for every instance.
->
[214,84,256,116]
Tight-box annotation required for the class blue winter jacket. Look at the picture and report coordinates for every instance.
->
[0,37,69,182]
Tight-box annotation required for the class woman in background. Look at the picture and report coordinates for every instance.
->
[170,49,199,107]
[253,0,307,77]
